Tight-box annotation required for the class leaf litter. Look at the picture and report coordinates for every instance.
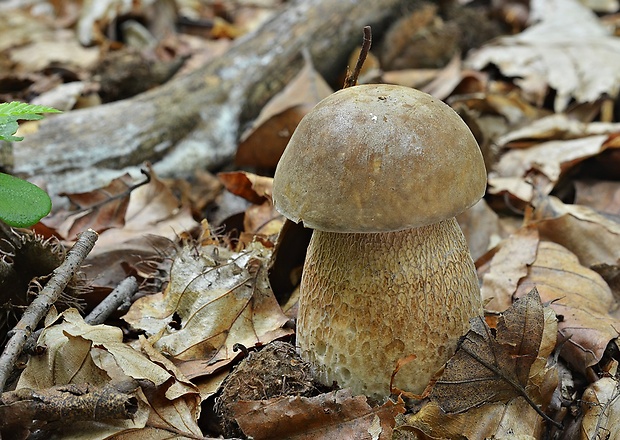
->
[2,0,620,438]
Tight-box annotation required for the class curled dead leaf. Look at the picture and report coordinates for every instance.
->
[233,389,405,440]
[122,239,292,377]
[401,289,560,437]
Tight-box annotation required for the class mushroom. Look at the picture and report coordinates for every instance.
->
[272,84,486,399]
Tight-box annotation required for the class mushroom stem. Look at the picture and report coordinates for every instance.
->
[297,217,482,399]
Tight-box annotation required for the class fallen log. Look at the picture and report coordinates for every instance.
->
[10,0,408,204]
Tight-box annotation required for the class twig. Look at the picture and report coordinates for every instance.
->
[343,26,372,88]
[85,276,139,325]
[0,229,98,392]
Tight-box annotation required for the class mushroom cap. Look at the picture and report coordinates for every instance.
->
[272,84,487,233]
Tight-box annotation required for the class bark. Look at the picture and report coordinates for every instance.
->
[11,0,409,201]
[0,382,138,429]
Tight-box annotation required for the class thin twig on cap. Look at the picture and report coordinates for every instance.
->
[343,26,372,88]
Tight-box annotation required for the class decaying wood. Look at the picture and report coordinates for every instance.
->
[0,381,138,429]
[11,0,408,203]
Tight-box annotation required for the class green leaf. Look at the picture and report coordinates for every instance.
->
[0,102,61,142]
[0,173,52,227]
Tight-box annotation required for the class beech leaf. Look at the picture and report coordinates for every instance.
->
[466,0,620,111]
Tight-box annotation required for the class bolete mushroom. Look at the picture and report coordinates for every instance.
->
[272,84,486,399]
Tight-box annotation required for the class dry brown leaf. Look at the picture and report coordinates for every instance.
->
[580,376,620,439]
[9,32,99,73]
[496,114,620,148]
[381,69,441,89]
[487,176,534,206]
[243,201,283,237]
[480,212,620,372]
[233,389,405,440]
[480,226,539,311]
[218,171,273,204]
[574,180,620,216]
[122,239,292,374]
[431,289,557,412]
[398,398,545,440]
[452,91,548,128]
[17,309,202,439]
[236,106,311,169]
[457,199,505,263]
[492,134,615,197]
[235,55,332,168]
[43,173,136,240]
[466,0,620,111]
[420,55,480,100]
[515,241,619,373]
[92,166,198,255]
[218,172,283,238]
[401,289,559,438]
[530,194,620,267]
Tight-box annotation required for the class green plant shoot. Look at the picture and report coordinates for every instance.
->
[0,101,60,227]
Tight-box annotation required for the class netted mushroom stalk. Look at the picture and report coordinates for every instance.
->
[272,84,487,399]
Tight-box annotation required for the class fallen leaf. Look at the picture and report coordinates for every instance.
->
[9,31,99,72]
[17,309,202,439]
[466,0,620,111]
[530,194,620,267]
[397,398,547,440]
[431,289,557,414]
[580,377,620,439]
[381,68,440,90]
[421,54,477,100]
[492,134,615,196]
[574,180,620,215]
[218,171,273,204]
[480,226,539,312]
[44,173,136,240]
[487,176,534,207]
[235,55,332,168]
[233,389,405,440]
[243,201,283,237]
[92,166,198,255]
[122,239,292,375]
[457,198,505,262]
[496,114,620,148]
[401,289,559,437]
[515,241,619,373]
[481,215,620,371]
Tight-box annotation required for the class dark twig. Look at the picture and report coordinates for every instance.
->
[85,276,139,325]
[0,229,98,391]
[67,168,151,214]
[343,26,372,88]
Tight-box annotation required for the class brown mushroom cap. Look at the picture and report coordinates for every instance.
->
[272,84,486,232]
